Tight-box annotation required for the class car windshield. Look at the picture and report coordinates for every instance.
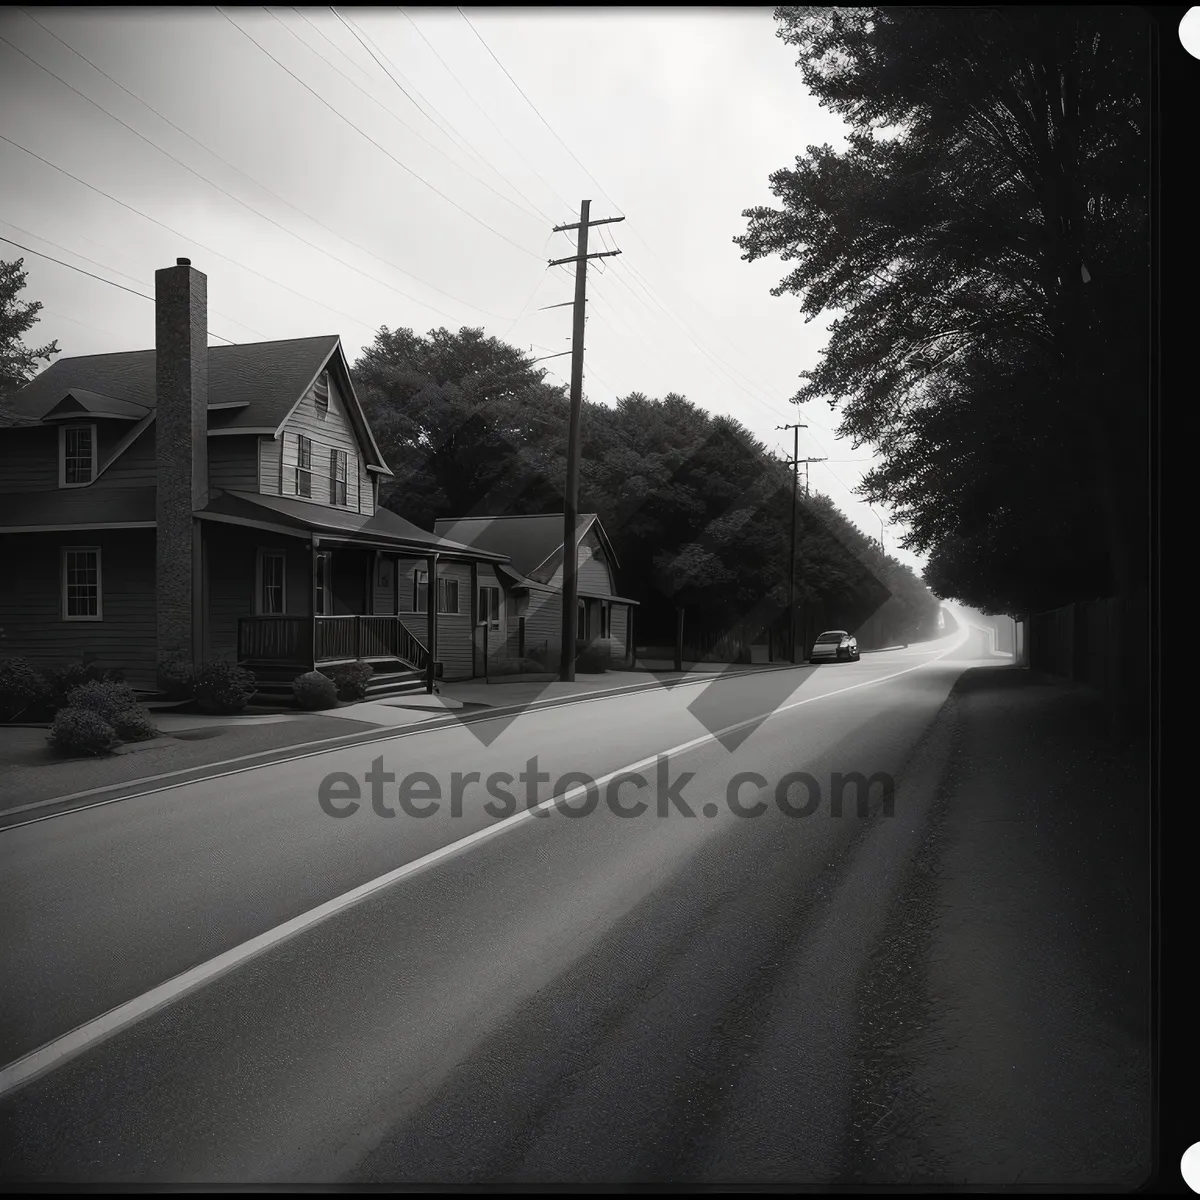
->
[816,632,845,643]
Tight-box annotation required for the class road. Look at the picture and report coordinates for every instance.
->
[1,627,1005,1183]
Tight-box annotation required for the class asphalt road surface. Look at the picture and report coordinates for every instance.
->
[1,627,1033,1183]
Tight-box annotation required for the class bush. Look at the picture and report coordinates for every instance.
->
[156,652,195,700]
[111,707,159,743]
[193,661,257,714]
[575,641,609,674]
[293,670,339,710]
[65,679,140,722]
[48,707,120,757]
[0,657,55,722]
[326,660,373,702]
[45,661,124,709]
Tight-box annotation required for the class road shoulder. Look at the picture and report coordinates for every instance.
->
[842,667,1152,1187]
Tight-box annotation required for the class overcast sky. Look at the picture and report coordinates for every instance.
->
[1,6,921,571]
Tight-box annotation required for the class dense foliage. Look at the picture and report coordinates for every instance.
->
[736,7,1150,613]
[355,327,941,651]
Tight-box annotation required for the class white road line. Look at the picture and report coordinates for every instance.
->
[0,633,968,1099]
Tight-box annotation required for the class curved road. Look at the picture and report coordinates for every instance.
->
[1,627,1003,1182]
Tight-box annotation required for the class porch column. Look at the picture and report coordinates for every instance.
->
[309,535,319,669]
[426,552,439,693]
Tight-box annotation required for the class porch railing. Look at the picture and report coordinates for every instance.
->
[238,615,429,672]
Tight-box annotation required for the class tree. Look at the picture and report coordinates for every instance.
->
[352,325,571,529]
[736,7,1150,612]
[0,257,59,405]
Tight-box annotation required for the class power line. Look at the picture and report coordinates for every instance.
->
[289,7,547,224]
[3,19,500,328]
[17,8,529,325]
[0,132,382,335]
[456,8,612,204]
[216,7,543,261]
[329,7,555,224]
[400,7,576,220]
[0,220,269,341]
[0,235,243,344]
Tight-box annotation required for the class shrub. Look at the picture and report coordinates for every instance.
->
[293,670,339,710]
[326,660,373,702]
[111,707,159,743]
[0,657,55,722]
[193,661,257,714]
[43,661,125,708]
[156,652,195,700]
[48,707,120,757]
[65,679,140,722]
[575,641,609,674]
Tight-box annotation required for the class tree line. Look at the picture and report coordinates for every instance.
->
[352,324,941,652]
[735,6,1150,615]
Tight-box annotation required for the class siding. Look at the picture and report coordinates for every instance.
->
[278,373,368,513]
[0,425,70,492]
[478,563,518,663]
[259,435,282,496]
[0,422,157,494]
[395,558,473,680]
[610,605,630,665]
[208,435,259,493]
[522,588,563,658]
[543,529,616,595]
[0,529,157,688]
[95,422,156,488]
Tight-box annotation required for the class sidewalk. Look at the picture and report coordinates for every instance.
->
[0,665,791,818]
[845,666,1151,1187]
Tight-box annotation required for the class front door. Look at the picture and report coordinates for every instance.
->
[373,554,395,614]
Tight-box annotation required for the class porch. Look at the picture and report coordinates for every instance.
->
[237,613,431,672]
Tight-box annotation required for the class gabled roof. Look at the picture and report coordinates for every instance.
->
[2,335,391,474]
[432,513,620,581]
[4,335,339,422]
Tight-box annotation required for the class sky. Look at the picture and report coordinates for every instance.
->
[0,6,922,572]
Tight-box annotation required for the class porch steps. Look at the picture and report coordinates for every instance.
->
[244,659,427,705]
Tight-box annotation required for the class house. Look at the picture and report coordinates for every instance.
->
[0,257,510,697]
[432,513,638,670]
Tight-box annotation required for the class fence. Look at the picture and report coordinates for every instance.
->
[1025,586,1150,732]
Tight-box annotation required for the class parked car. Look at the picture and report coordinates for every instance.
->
[810,630,859,663]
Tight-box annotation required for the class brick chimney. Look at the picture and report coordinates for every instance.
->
[155,257,208,670]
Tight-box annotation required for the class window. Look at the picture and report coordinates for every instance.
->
[330,448,348,506]
[296,435,313,498]
[60,424,96,487]
[62,547,101,620]
[577,599,587,641]
[479,585,502,631]
[314,371,330,420]
[258,550,286,615]
[600,603,609,639]
[415,570,459,614]
[314,551,332,616]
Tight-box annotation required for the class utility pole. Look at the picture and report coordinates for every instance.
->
[797,457,826,499]
[777,422,807,663]
[551,200,624,681]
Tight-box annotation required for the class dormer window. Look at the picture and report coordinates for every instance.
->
[59,423,96,487]
[314,372,330,420]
